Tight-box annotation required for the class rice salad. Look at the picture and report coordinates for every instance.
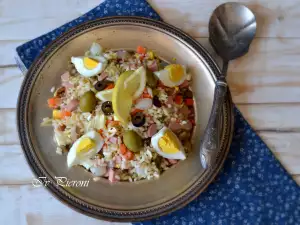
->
[42,43,195,183]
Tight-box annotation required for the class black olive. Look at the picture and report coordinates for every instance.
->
[94,81,106,91]
[101,101,114,115]
[94,81,113,91]
[131,112,146,127]
[153,96,162,107]
[143,137,151,146]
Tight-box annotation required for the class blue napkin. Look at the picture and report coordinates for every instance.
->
[16,0,300,224]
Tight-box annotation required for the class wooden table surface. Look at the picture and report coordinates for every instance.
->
[1,0,299,224]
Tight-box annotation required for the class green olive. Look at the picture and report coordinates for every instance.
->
[146,68,158,88]
[79,91,97,112]
[123,130,143,152]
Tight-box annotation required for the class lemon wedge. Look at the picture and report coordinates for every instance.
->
[124,66,146,99]
[112,71,134,124]
[96,89,113,102]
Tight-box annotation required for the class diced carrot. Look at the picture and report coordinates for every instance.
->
[136,46,147,54]
[185,98,194,106]
[124,151,134,160]
[142,93,152,99]
[62,110,72,118]
[109,121,120,126]
[131,108,144,115]
[47,97,61,109]
[48,98,56,107]
[174,95,183,104]
[120,144,128,155]
[105,83,115,90]
[98,129,104,138]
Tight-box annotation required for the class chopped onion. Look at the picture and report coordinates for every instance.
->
[135,98,153,110]
[40,117,52,127]
[147,87,153,97]
[90,166,107,177]
[90,42,103,56]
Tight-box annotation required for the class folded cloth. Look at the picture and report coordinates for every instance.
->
[15,0,300,224]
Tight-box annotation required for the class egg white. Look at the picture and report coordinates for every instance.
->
[67,130,104,168]
[151,127,186,160]
[90,166,107,176]
[154,66,187,87]
[89,42,103,56]
[71,56,107,77]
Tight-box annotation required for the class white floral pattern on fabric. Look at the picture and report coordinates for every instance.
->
[15,1,300,224]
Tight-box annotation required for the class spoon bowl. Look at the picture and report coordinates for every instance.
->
[209,2,257,61]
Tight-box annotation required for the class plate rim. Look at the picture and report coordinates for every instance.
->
[17,16,234,222]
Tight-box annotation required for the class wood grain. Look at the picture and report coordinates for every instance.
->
[0,0,299,39]
[294,175,300,184]
[259,132,300,154]
[0,145,33,184]
[0,184,126,225]
[0,41,27,67]
[149,0,300,38]
[0,109,19,145]
[0,0,299,223]
[0,67,23,108]
[238,104,300,131]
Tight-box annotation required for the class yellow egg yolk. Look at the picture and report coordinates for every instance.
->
[83,57,99,70]
[53,110,62,119]
[76,137,95,154]
[165,64,185,82]
[158,130,180,154]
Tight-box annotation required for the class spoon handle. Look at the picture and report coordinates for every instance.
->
[200,64,228,169]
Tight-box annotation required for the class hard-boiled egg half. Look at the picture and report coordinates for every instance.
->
[154,64,187,87]
[67,130,104,169]
[151,127,186,160]
[71,43,108,77]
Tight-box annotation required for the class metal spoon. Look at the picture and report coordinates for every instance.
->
[200,2,257,169]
